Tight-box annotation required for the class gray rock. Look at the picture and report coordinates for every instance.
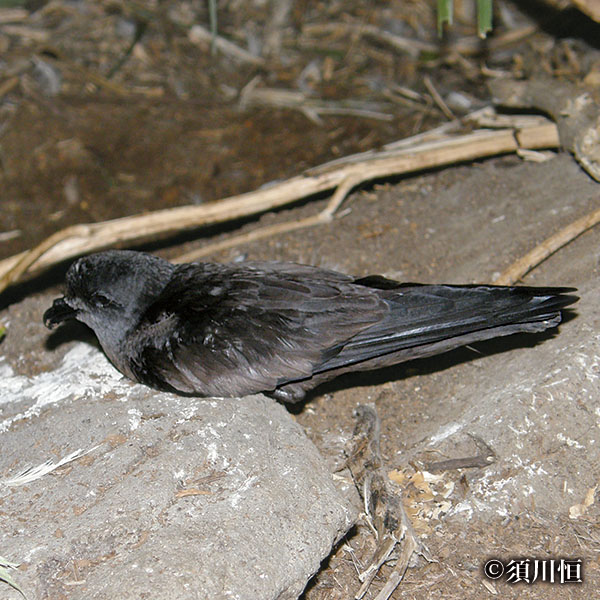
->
[402,278,599,520]
[0,345,358,600]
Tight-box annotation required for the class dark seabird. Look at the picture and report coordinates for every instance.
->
[44,250,577,401]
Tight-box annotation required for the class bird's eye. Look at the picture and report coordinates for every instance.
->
[90,293,112,308]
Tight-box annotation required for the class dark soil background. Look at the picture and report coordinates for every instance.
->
[3,0,597,262]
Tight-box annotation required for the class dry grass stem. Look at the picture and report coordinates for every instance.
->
[372,533,419,600]
[175,174,362,263]
[0,76,19,100]
[493,204,600,285]
[188,24,265,67]
[423,75,455,120]
[239,84,394,122]
[0,111,560,294]
[301,23,536,58]
[301,22,437,57]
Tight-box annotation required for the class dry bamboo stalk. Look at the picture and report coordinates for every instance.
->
[0,117,560,294]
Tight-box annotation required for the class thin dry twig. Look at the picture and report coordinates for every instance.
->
[0,76,19,100]
[423,75,455,121]
[1,224,92,290]
[175,174,362,263]
[239,83,394,122]
[301,22,437,58]
[188,24,265,67]
[0,8,29,23]
[0,110,561,294]
[493,204,600,285]
[424,435,496,472]
[301,22,537,58]
[372,533,419,600]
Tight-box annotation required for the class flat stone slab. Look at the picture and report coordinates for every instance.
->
[0,345,358,600]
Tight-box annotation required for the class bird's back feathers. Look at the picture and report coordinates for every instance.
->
[43,251,577,400]
[120,260,577,400]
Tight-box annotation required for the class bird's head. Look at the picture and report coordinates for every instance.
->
[44,250,175,341]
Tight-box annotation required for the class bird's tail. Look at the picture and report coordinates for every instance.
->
[315,284,578,373]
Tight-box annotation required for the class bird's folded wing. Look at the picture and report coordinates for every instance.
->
[124,262,388,396]
[312,284,577,372]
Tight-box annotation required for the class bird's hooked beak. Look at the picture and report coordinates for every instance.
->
[44,297,78,329]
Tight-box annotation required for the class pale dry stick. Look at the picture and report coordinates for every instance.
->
[0,77,19,100]
[423,75,455,121]
[0,8,29,22]
[1,24,48,42]
[175,174,362,262]
[188,24,265,67]
[373,572,402,600]
[240,85,394,121]
[470,112,552,131]
[317,107,493,171]
[493,205,600,285]
[301,22,436,57]
[490,24,537,49]
[263,0,293,56]
[0,224,92,290]
[515,124,561,150]
[318,108,556,168]
[306,105,394,121]
[302,22,536,57]
[355,537,397,598]
[0,231,21,243]
[389,84,425,103]
[372,533,419,600]
[0,123,559,293]
[383,89,425,111]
